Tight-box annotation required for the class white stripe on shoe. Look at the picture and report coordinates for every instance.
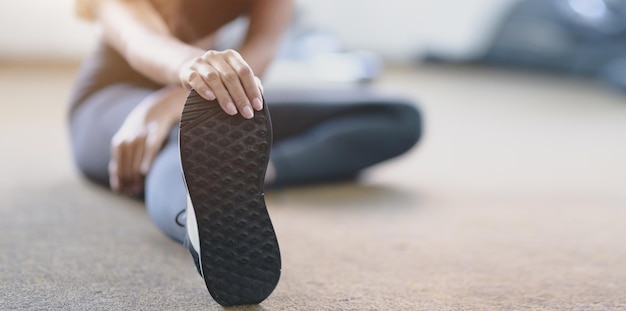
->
[186,194,202,276]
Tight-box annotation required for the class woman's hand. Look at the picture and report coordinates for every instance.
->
[178,49,264,119]
[109,87,187,195]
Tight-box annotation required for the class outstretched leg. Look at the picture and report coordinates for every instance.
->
[70,83,187,243]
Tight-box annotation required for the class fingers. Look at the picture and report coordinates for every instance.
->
[209,58,254,119]
[109,136,145,196]
[130,138,145,193]
[109,136,126,192]
[254,76,265,95]
[226,52,263,111]
[108,160,119,191]
[111,123,171,196]
[184,68,217,102]
[180,50,262,119]
[198,62,239,116]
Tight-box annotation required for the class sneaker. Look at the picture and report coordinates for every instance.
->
[179,90,281,306]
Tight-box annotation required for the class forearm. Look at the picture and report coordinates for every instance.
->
[238,40,278,78]
[238,0,294,78]
[142,86,189,125]
[125,85,188,131]
[123,33,204,86]
[96,0,203,86]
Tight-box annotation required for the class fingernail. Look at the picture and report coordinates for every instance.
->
[242,106,254,119]
[205,91,216,100]
[252,98,263,111]
[225,102,237,115]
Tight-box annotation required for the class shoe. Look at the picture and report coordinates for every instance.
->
[179,90,281,306]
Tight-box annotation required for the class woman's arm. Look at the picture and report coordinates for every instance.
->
[94,0,263,118]
[98,0,292,193]
[239,0,294,77]
[95,0,203,86]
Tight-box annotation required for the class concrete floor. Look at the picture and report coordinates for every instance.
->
[1,62,625,310]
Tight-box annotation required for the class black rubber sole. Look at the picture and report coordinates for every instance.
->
[179,90,281,306]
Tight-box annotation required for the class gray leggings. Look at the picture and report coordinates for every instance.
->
[69,85,421,243]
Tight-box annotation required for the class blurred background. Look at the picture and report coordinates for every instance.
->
[3,0,626,87]
[0,0,508,62]
[1,0,626,310]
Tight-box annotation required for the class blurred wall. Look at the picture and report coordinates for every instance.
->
[296,0,518,61]
[0,0,518,63]
[0,0,97,62]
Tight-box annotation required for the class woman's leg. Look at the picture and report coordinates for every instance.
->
[265,88,422,186]
[144,127,187,243]
[69,83,187,243]
[70,85,422,241]
[70,84,154,186]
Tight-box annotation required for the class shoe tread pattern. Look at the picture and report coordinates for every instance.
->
[180,90,281,306]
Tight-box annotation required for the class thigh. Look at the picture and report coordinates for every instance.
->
[69,83,157,186]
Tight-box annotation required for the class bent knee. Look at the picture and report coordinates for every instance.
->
[68,106,115,186]
[70,134,111,186]
[387,101,423,154]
